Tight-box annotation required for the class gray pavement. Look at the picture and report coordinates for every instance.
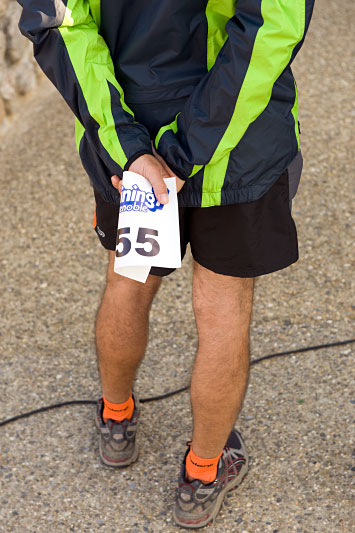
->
[0,0,354,531]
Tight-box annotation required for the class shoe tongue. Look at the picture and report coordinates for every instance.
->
[109,419,127,434]
[112,432,124,441]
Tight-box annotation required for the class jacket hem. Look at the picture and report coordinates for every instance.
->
[177,152,299,208]
[177,182,275,208]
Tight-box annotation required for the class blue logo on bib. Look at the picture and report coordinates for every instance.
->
[120,184,168,213]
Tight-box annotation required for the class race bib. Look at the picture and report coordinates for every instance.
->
[114,171,181,283]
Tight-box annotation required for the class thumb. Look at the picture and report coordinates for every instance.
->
[151,177,169,204]
[148,166,169,204]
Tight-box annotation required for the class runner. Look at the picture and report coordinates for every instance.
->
[18,1,314,527]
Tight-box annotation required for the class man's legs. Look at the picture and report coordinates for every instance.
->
[95,251,161,404]
[187,261,254,478]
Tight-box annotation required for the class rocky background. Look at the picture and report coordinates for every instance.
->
[0,0,44,134]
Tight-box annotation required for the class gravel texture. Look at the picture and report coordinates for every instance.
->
[0,1,354,531]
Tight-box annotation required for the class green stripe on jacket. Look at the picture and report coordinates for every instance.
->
[201,0,306,205]
[207,0,305,168]
[201,0,235,205]
[59,0,133,169]
[156,0,307,207]
[205,0,235,71]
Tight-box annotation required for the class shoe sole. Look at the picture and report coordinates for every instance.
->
[95,411,139,468]
[173,460,249,529]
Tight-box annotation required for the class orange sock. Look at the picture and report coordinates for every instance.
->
[185,446,223,484]
[103,394,134,422]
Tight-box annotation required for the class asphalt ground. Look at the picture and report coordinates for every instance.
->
[0,0,354,531]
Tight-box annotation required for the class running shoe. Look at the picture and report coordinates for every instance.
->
[174,429,248,529]
[95,392,140,467]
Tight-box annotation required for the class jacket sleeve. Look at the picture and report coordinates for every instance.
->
[154,0,315,180]
[17,0,153,179]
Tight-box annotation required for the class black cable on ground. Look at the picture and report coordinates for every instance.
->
[0,338,353,428]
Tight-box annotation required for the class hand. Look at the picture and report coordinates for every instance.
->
[111,154,169,203]
[152,144,185,194]
[111,151,185,203]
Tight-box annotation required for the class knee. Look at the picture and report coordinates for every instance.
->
[105,252,161,300]
[193,285,226,336]
[192,287,214,323]
[192,264,254,330]
[192,265,225,322]
[106,269,161,298]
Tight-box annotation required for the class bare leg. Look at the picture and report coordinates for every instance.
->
[95,251,161,403]
[189,261,254,471]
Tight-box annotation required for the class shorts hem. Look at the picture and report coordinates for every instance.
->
[149,267,176,277]
[191,252,299,278]
[94,227,116,251]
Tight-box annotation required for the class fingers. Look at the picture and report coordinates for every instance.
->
[152,146,175,178]
[113,153,179,205]
[129,154,170,204]
[176,176,185,193]
[111,175,123,194]
[112,170,168,203]
[150,173,169,204]
[141,153,169,203]
[153,148,186,194]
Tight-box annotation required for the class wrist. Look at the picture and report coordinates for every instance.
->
[124,148,153,172]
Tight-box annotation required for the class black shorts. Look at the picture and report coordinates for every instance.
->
[93,168,299,278]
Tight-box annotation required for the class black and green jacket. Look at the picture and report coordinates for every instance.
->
[18,0,314,207]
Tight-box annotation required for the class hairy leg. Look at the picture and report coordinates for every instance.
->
[189,261,254,463]
[95,251,162,403]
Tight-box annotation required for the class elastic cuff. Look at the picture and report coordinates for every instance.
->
[166,162,189,181]
[123,149,153,172]
[153,156,189,181]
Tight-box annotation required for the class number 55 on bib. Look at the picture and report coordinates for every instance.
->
[114,171,181,283]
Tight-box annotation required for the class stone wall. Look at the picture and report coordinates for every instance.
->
[0,0,44,133]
